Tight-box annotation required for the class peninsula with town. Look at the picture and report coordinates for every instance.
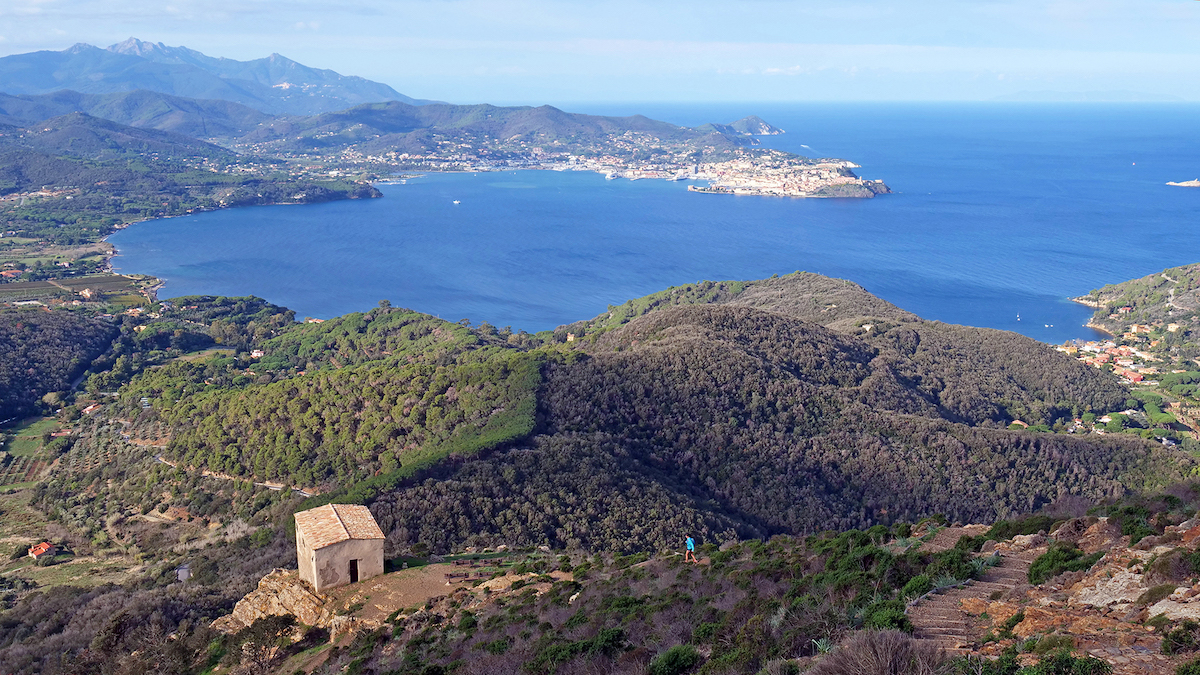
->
[0,40,888,293]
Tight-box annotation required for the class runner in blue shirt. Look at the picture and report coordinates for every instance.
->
[685,536,698,563]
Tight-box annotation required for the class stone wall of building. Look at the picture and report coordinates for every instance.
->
[311,538,383,593]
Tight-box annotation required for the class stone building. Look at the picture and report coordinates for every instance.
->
[294,503,385,593]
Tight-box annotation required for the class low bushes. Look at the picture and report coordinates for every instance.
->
[1028,543,1104,585]
[808,630,945,675]
[649,644,701,675]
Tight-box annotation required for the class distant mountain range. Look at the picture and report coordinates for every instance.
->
[236,100,770,154]
[0,40,783,154]
[0,38,434,116]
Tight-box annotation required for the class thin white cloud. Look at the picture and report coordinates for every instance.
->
[0,0,1195,101]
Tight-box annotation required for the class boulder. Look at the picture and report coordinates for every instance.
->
[1181,525,1200,546]
[1012,534,1046,550]
[1148,598,1200,621]
[1049,517,1097,544]
[212,569,331,634]
[1075,518,1123,554]
[1070,569,1145,609]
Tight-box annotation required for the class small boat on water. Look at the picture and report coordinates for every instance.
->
[605,172,619,180]
[453,200,461,205]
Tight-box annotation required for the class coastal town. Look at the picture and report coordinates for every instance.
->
[1055,311,1200,442]
[276,143,891,198]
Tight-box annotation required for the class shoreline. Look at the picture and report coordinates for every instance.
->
[1084,319,1115,337]
[1068,296,1114,336]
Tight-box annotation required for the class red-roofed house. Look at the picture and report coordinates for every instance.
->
[28,542,57,559]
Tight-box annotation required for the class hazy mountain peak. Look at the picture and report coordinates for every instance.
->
[107,37,166,57]
[0,40,437,115]
[729,115,785,135]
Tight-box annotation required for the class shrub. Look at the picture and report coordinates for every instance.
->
[927,548,977,582]
[1137,584,1178,608]
[862,600,911,632]
[1030,634,1073,655]
[1023,649,1111,675]
[649,644,702,675]
[1178,657,1200,675]
[692,621,720,643]
[758,660,801,675]
[1028,543,1104,585]
[484,637,512,654]
[808,630,945,675]
[902,574,933,599]
[986,515,1056,541]
[1164,620,1200,655]
[997,611,1025,640]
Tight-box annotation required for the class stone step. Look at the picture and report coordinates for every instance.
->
[912,612,967,618]
[917,631,979,638]
[916,636,976,642]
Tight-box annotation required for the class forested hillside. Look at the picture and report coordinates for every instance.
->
[0,308,116,421]
[0,113,380,245]
[235,100,761,155]
[368,304,1173,553]
[82,295,295,393]
[119,304,540,490]
[0,274,1195,674]
[0,90,273,138]
[93,273,1185,556]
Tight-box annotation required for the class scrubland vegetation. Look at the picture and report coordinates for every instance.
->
[0,271,1195,672]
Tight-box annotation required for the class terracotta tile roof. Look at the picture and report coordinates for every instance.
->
[29,542,54,557]
[294,504,384,549]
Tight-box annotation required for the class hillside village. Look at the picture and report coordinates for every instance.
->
[1053,310,1200,445]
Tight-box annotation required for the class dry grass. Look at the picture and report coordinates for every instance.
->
[809,630,950,675]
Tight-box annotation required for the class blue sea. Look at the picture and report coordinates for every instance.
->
[110,103,1200,343]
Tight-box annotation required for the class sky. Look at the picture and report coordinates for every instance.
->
[0,0,1197,104]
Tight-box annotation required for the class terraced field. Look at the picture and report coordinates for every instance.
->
[0,455,48,488]
[0,417,57,488]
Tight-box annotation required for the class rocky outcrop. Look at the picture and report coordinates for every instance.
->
[212,569,332,633]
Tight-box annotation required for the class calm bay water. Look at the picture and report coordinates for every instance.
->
[111,103,1200,342]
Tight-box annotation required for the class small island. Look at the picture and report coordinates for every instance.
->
[1167,179,1200,187]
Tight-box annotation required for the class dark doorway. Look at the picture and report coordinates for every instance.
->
[349,559,359,583]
